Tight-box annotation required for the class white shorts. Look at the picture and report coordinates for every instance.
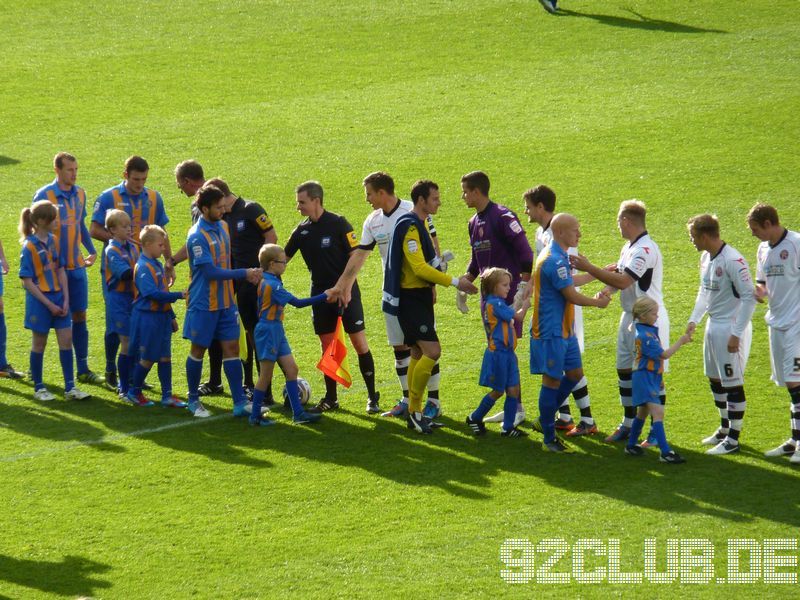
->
[383,311,405,347]
[574,305,585,353]
[617,310,670,372]
[768,319,800,386]
[703,319,752,387]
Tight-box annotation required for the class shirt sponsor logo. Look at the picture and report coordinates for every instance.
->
[322,236,331,248]
[237,220,246,231]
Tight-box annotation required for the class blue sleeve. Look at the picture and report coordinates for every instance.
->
[548,257,573,291]
[271,284,295,306]
[81,221,95,254]
[149,290,183,303]
[135,266,158,298]
[197,262,246,281]
[188,232,212,267]
[19,245,34,279]
[108,251,131,280]
[155,193,169,227]
[641,335,664,360]
[288,292,328,308]
[490,298,515,322]
[91,195,110,225]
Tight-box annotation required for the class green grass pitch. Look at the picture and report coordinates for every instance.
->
[0,1,799,597]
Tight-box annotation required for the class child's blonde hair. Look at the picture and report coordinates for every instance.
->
[632,296,658,322]
[105,209,131,231]
[480,267,512,297]
[140,224,167,247]
[258,243,284,270]
[19,201,57,242]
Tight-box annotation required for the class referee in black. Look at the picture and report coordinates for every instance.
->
[285,181,381,414]
[207,178,278,399]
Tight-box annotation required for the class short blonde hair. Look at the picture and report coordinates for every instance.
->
[480,267,512,297]
[258,243,284,270]
[105,209,131,230]
[687,213,720,239]
[140,224,167,247]
[619,200,647,226]
[632,296,658,322]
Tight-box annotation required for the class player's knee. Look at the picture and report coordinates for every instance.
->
[72,311,86,322]
[489,390,504,400]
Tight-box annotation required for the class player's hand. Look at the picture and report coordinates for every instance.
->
[456,276,478,294]
[512,281,528,310]
[685,322,697,337]
[0,259,8,275]
[171,319,179,333]
[754,284,767,303]
[47,301,61,316]
[569,254,592,272]
[246,268,263,285]
[679,333,693,345]
[603,263,618,272]
[324,288,340,304]
[593,291,611,308]
[84,253,97,267]
[165,264,177,288]
[727,335,740,354]
[456,290,469,314]
[181,290,188,300]
[334,283,352,308]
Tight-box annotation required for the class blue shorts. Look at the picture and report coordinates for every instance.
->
[530,336,582,379]
[106,291,133,336]
[632,369,663,406]
[66,268,88,312]
[254,320,292,362]
[25,290,72,333]
[131,311,173,362]
[479,348,520,391]
[183,307,240,348]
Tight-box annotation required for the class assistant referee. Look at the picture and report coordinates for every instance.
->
[285,181,381,414]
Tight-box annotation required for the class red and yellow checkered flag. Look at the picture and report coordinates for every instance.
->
[316,316,352,387]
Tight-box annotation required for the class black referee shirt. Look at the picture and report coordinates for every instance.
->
[285,210,359,291]
[223,197,274,268]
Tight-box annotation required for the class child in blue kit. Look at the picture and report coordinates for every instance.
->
[128,225,187,408]
[249,243,337,426]
[103,210,138,397]
[0,237,23,379]
[625,296,692,464]
[465,267,530,437]
[18,201,90,402]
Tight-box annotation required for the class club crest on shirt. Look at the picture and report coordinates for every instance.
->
[321,236,331,248]
[715,266,723,277]
[237,220,246,232]
[780,249,789,260]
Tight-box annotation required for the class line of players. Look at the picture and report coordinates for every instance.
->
[10,153,800,464]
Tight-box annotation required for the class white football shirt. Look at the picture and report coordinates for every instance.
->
[756,229,800,331]
[618,232,664,313]
[358,199,436,270]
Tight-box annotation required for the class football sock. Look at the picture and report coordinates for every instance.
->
[104,330,120,375]
[409,355,435,414]
[357,351,377,400]
[710,380,729,433]
[130,362,151,396]
[538,385,559,443]
[470,394,496,422]
[572,376,594,424]
[394,348,411,400]
[222,357,246,407]
[30,351,44,390]
[627,417,645,448]
[502,396,518,432]
[406,356,418,408]
[265,380,274,404]
[427,361,440,405]
[790,387,800,442]
[324,375,338,402]
[726,386,745,442]
[186,355,203,403]
[117,353,131,395]
[158,361,173,399]
[250,387,266,423]
[0,312,7,367]
[557,398,572,420]
[618,372,634,427]
[556,376,579,405]
[243,336,255,389]
[207,340,223,388]
[59,348,75,392]
[285,379,303,417]
[651,421,672,455]
[72,320,89,374]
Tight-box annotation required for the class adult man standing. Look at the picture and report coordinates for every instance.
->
[685,214,756,455]
[91,155,172,390]
[33,152,102,384]
[572,200,668,443]
[208,177,277,398]
[285,181,381,413]
[383,180,478,433]
[747,204,800,464]
[333,172,443,419]
[523,184,598,436]
[183,184,262,417]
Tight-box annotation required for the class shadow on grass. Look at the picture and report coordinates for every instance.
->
[0,156,20,167]
[0,554,111,598]
[558,8,729,34]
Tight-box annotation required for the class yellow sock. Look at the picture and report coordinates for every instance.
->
[406,356,418,405]
[409,355,436,413]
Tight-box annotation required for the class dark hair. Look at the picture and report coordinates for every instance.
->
[747,203,780,227]
[523,185,556,213]
[175,159,204,181]
[54,152,76,169]
[196,184,224,211]
[124,155,149,174]
[363,171,394,195]
[461,171,490,196]
[205,177,232,197]
[687,214,720,239]
[410,180,439,205]
[296,180,324,205]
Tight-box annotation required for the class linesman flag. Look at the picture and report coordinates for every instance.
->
[317,316,352,387]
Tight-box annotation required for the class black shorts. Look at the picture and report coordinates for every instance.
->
[398,287,438,345]
[236,280,259,331]
[311,285,366,335]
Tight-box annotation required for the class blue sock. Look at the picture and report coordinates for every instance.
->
[186,355,203,403]
[131,363,151,396]
[73,321,89,374]
[158,361,172,399]
[30,350,44,390]
[59,349,74,392]
[628,416,645,448]
[222,357,245,407]
[285,379,303,417]
[117,354,131,394]
[104,331,120,374]
[0,313,7,367]
[538,386,559,443]
[470,394,496,422]
[502,396,518,431]
[250,387,266,423]
[556,376,578,405]
[651,421,672,455]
